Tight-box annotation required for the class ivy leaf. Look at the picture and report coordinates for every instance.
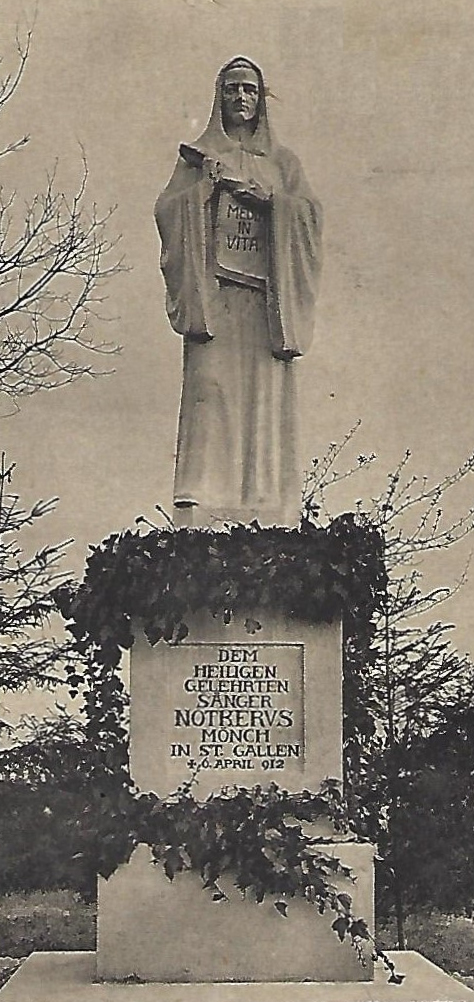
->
[264,828,283,841]
[212,891,227,902]
[164,848,183,881]
[350,918,370,940]
[163,619,176,643]
[144,621,163,646]
[244,617,262,635]
[274,900,288,917]
[332,916,350,942]
[388,974,405,985]
[255,884,265,904]
[173,621,189,644]
[337,892,352,913]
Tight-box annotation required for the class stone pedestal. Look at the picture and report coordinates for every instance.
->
[97,842,374,983]
[97,609,375,984]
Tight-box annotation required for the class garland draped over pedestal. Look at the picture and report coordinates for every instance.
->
[56,514,386,665]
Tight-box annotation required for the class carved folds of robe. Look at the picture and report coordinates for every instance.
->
[155,58,323,527]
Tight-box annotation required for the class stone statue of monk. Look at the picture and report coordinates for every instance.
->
[155,57,323,528]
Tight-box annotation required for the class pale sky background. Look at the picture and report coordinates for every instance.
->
[2,0,474,682]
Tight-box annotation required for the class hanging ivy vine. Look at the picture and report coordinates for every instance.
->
[82,775,399,979]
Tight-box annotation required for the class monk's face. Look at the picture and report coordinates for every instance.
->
[222,66,259,127]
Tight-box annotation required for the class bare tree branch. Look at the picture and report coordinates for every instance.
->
[0,27,31,111]
[0,35,124,406]
[0,452,79,695]
[304,424,474,747]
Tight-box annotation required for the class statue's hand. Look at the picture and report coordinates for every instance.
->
[247,178,273,203]
[229,178,272,204]
[202,156,224,186]
[272,347,301,361]
[185,331,213,344]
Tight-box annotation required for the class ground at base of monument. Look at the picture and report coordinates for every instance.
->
[2,952,474,1001]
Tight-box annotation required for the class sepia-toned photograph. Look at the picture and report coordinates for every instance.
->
[1,1,474,998]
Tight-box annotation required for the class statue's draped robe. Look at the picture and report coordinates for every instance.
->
[155,59,323,527]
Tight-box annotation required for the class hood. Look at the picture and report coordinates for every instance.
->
[195,56,274,157]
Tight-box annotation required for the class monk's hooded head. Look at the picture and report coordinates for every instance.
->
[195,57,272,157]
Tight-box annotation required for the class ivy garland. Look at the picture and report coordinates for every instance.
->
[57,514,386,664]
[55,515,402,980]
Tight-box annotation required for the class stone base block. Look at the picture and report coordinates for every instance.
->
[97,842,374,984]
[2,951,474,1000]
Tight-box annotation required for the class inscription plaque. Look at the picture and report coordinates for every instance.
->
[215,191,268,287]
[166,643,304,775]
